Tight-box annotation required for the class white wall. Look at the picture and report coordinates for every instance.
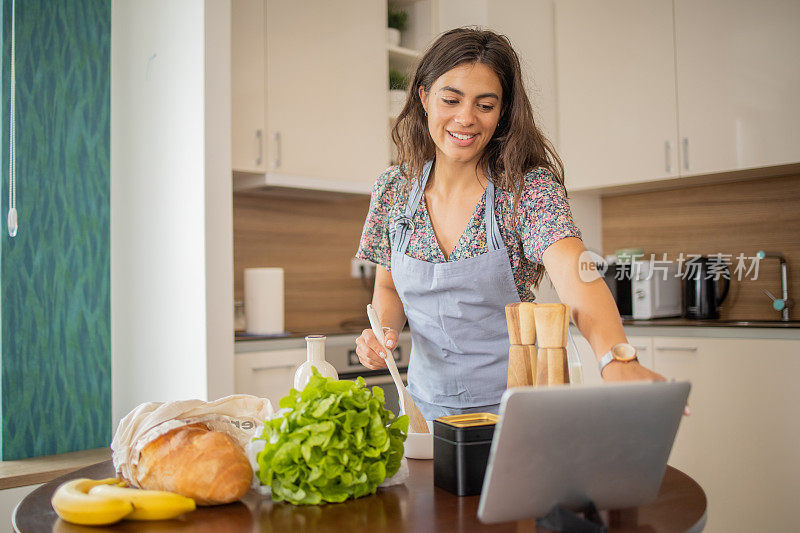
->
[204,0,235,402]
[111,0,233,427]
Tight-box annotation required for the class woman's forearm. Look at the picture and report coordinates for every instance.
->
[372,266,407,332]
[542,237,628,362]
[570,279,628,363]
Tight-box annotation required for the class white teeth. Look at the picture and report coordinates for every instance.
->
[449,131,476,140]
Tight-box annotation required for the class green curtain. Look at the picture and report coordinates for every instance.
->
[0,0,110,459]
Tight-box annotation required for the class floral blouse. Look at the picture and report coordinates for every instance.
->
[355,164,582,301]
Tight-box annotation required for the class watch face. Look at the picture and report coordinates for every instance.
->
[612,343,637,362]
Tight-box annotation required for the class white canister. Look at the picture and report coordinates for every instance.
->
[244,267,284,335]
[387,27,401,47]
[294,335,338,390]
[389,89,407,118]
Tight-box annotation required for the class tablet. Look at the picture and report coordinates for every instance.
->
[477,381,690,524]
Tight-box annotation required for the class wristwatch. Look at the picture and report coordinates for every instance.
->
[598,342,638,377]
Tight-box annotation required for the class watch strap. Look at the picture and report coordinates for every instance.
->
[598,350,615,376]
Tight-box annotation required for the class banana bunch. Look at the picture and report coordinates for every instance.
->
[51,478,196,525]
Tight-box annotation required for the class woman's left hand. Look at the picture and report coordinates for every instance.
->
[602,361,691,416]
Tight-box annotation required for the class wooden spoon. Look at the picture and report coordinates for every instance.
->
[366,305,429,433]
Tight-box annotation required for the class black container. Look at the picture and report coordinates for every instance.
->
[602,262,634,318]
[683,256,731,319]
[433,413,498,496]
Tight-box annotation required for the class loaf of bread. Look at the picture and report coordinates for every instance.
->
[136,423,253,505]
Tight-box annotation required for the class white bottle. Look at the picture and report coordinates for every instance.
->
[294,335,338,390]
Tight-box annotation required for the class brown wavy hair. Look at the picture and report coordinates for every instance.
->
[391,27,566,288]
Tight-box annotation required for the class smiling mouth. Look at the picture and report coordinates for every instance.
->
[447,131,477,140]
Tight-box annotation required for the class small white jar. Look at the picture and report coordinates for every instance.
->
[294,335,338,390]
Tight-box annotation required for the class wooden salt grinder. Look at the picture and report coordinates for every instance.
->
[533,304,570,385]
[505,303,537,388]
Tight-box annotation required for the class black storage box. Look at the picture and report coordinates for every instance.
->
[433,413,498,496]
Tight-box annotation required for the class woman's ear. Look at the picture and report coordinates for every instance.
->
[417,85,428,115]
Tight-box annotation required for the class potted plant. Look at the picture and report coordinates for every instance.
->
[387,7,408,47]
[389,69,409,118]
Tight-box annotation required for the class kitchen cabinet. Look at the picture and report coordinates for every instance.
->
[555,0,800,191]
[555,0,680,190]
[231,0,267,174]
[231,0,388,193]
[653,336,800,532]
[234,348,306,408]
[674,0,800,176]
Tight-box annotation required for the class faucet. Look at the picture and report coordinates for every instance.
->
[757,251,793,321]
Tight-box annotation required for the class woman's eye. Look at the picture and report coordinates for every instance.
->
[479,105,495,111]
[442,98,458,105]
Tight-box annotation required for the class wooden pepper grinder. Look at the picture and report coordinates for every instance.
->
[505,302,537,388]
[533,303,571,385]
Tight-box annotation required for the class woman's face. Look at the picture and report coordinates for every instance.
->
[418,62,503,168]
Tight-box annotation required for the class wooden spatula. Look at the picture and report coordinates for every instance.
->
[366,305,429,433]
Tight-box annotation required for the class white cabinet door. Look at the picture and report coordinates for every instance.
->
[265,0,388,190]
[231,0,267,173]
[653,336,800,533]
[235,349,305,408]
[626,335,654,370]
[555,0,679,191]
[674,0,800,176]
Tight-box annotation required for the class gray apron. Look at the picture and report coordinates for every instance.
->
[390,159,521,420]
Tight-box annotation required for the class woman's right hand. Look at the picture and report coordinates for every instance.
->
[355,327,399,370]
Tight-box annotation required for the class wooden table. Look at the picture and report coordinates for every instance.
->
[13,460,706,532]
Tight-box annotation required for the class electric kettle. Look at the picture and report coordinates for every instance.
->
[683,257,731,319]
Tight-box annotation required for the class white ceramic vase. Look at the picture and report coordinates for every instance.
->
[294,335,338,390]
[387,27,401,47]
[389,89,407,118]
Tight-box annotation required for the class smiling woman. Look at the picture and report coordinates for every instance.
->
[354,28,669,421]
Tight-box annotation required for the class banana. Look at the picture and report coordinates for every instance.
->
[51,478,133,525]
[88,485,196,520]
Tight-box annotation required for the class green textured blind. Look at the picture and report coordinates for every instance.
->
[0,0,110,459]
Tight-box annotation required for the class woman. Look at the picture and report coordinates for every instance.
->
[355,28,668,421]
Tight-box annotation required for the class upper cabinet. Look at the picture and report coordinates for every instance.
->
[555,0,679,191]
[674,0,800,176]
[232,0,267,174]
[232,0,389,194]
[556,0,800,192]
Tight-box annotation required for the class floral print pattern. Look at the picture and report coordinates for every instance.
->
[355,165,582,301]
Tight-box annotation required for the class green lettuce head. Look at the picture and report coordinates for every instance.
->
[253,367,408,505]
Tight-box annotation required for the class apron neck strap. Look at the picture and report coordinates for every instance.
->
[395,159,506,253]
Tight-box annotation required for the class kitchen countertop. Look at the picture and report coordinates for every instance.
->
[621,317,800,328]
[235,317,800,344]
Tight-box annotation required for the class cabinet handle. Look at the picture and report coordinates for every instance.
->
[664,141,671,173]
[252,363,297,371]
[632,345,649,352]
[682,137,689,170]
[273,131,281,169]
[255,129,263,167]
[655,346,697,352]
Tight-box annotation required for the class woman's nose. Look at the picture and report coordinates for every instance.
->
[454,105,475,126]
